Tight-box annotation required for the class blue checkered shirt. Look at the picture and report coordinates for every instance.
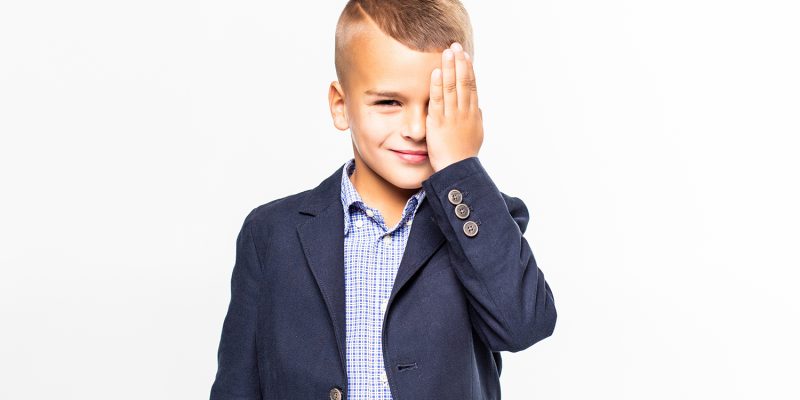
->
[340,158,427,400]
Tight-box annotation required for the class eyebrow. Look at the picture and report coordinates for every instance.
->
[364,89,405,98]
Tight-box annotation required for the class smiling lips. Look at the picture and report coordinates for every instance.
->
[391,149,428,164]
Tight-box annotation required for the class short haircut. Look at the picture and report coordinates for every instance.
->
[334,0,474,89]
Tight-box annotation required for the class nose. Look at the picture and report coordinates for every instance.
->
[403,105,427,141]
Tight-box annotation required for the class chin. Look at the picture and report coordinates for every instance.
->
[386,172,426,190]
[360,152,430,189]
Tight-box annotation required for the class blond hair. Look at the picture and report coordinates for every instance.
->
[334,0,474,88]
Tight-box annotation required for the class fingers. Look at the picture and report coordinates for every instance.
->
[464,51,478,109]
[433,42,478,119]
[451,42,474,110]
[429,68,443,118]
[441,48,457,117]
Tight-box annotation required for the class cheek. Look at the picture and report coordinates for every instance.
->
[352,108,400,143]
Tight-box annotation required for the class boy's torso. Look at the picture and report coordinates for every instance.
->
[236,160,505,399]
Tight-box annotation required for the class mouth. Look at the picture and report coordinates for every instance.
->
[391,149,428,164]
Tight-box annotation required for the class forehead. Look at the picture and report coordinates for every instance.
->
[346,22,442,94]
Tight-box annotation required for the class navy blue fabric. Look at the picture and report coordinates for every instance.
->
[210,156,557,400]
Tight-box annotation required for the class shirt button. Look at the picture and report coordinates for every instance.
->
[380,370,388,385]
[405,219,412,226]
[366,209,375,217]
[383,235,392,245]
[355,219,364,228]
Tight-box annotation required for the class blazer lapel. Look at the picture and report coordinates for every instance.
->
[390,197,446,300]
[296,163,348,375]
[296,161,446,375]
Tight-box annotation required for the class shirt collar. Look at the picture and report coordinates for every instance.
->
[340,158,426,236]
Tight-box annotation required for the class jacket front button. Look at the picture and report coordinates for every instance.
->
[329,387,343,400]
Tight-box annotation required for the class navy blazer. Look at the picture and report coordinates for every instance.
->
[210,156,557,400]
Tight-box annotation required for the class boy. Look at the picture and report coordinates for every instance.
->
[210,1,557,399]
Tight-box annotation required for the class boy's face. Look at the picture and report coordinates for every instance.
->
[329,21,442,191]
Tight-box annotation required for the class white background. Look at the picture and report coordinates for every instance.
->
[1,1,798,399]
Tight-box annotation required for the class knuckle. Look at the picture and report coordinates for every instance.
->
[461,77,477,91]
[445,81,457,93]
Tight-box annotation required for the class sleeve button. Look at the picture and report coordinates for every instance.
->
[463,220,479,237]
[454,203,470,219]
[448,189,463,205]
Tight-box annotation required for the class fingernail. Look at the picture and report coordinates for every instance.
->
[432,68,441,80]
[444,49,453,59]
[452,42,462,51]
[464,52,471,60]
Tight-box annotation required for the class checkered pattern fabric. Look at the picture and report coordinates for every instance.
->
[340,158,426,400]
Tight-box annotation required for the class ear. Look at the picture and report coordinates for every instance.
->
[328,81,349,131]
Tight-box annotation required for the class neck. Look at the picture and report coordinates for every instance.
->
[350,156,417,217]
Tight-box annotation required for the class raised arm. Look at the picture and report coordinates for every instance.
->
[421,156,557,352]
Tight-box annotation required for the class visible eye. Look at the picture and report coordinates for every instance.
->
[375,100,401,107]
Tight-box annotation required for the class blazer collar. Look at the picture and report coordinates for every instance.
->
[295,160,445,378]
[297,160,346,217]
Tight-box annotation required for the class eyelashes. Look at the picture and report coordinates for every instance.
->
[372,100,431,108]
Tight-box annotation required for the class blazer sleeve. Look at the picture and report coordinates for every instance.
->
[210,212,263,399]
[421,156,557,353]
